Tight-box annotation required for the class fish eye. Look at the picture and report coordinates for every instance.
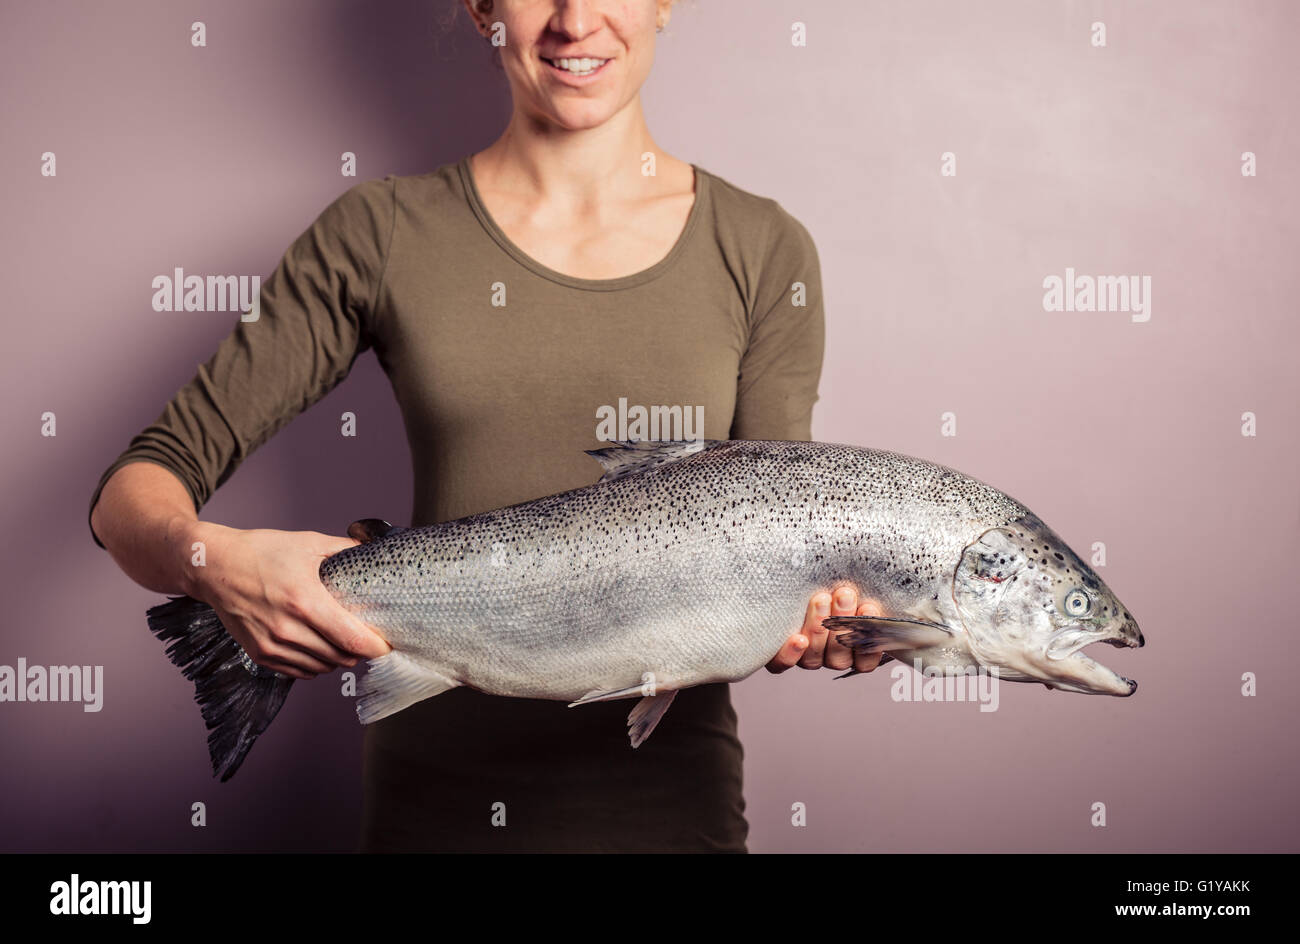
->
[1063,588,1091,617]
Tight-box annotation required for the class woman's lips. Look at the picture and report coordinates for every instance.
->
[542,56,612,82]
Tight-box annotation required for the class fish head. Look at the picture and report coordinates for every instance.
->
[951,515,1143,696]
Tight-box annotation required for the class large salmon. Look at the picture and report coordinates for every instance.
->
[146,439,1144,780]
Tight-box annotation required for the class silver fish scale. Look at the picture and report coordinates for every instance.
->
[319,441,1033,700]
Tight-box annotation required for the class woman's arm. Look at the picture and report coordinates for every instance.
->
[89,178,397,678]
[91,460,212,597]
[92,461,388,679]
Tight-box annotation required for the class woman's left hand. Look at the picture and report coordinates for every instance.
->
[765,585,885,675]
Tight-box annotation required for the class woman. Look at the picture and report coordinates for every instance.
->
[88,0,883,852]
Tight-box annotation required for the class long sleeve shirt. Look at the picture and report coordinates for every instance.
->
[89,155,825,852]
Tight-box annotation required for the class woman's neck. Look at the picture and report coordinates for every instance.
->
[471,97,676,212]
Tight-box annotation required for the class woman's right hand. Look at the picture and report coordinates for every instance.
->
[185,523,392,680]
[765,585,884,676]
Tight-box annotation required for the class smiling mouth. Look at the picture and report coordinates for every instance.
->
[542,56,611,78]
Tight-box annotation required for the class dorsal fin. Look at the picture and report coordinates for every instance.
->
[584,439,722,483]
[347,519,405,544]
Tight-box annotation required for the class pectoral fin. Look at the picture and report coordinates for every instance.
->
[833,652,896,680]
[823,616,954,654]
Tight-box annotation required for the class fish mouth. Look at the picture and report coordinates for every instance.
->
[1042,624,1142,696]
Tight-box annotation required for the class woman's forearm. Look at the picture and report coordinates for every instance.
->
[92,461,388,675]
[90,461,230,598]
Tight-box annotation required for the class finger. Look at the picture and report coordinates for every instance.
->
[852,603,884,673]
[797,592,833,669]
[314,534,363,557]
[261,660,317,681]
[216,612,322,679]
[274,616,362,668]
[307,594,392,660]
[260,640,334,675]
[856,598,885,619]
[822,585,858,671]
[851,598,886,673]
[253,647,323,678]
[765,633,809,674]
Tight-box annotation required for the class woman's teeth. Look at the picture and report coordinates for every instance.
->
[546,57,608,76]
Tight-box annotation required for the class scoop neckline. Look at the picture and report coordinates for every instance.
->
[457,154,707,292]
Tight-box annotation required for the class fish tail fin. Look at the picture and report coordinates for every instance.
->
[356,650,460,724]
[145,595,293,782]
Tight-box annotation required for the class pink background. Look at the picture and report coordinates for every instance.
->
[1,0,1296,851]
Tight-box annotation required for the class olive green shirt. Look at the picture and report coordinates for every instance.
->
[89,156,825,852]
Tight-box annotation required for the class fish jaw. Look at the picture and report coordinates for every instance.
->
[1042,649,1138,695]
[958,627,1139,695]
[1040,618,1144,695]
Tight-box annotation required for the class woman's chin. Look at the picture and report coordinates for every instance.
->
[538,100,622,132]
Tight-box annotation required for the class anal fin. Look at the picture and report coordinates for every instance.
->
[356,650,459,724]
